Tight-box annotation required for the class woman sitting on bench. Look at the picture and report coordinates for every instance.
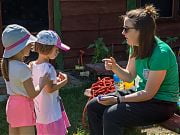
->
[87,4,179,135]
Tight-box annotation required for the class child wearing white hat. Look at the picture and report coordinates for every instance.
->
[30,30,70,135]
[1,24,49,134]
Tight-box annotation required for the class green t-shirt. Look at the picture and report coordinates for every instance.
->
[135,37,179,102]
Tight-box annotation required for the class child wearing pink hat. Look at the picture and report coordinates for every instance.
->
[1,24,49,134]
[30,30,70,135]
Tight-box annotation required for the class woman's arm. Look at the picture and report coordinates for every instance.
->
[121,70,166,102]
[114,56,136,82]
[98,70,166,106]
[104,56,136,82]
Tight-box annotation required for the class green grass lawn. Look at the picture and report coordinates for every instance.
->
[60,83,91,135]
[0,101,8,135]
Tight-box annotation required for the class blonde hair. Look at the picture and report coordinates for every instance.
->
[144,4,159,19]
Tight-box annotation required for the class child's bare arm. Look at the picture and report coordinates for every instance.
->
[23,73,50,98]
[44,73,68,93]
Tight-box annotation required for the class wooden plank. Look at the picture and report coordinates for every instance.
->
[160,113,180,134]
[0,0,3,58]
[61,2,100,16]
[61,0,126,16]
[157,22,180,37]
[48,0,54,29]
[61,0,119,2]
[60,0,104,2]
[62,14,99,31]
[61,29,126,50]
[54,0,64,70]
[99,12,123,29]
[62,31,99,48]
[61,0,103,1]
[62,29,124,46]
[62,12,124,31]
[99,29,124,45]
[99,1,126,14]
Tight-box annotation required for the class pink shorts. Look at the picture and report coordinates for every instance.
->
[6,95,35,128]
[36,111,71,135]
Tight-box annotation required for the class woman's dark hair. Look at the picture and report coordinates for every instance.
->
[122,5,159,59]
[1,58,10,81]
[35,42,54,55]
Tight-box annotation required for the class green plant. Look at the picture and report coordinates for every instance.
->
[88,38,110,63]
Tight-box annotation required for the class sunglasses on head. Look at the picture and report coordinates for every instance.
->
[123,26,136,33]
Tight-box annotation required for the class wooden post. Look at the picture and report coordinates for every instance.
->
[54,0,64,70]
[48,0,54,30]
[0,0,4,58]
[48,0,56,66]
[127,0,137,11]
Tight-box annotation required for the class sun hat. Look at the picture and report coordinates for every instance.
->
[2,24,37,58]
[36,30,70,51]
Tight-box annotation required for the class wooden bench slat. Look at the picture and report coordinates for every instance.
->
[160,113,180,133]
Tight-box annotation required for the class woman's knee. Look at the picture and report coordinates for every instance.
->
[103,106,116,123]
[103,104,123,125]
[87,98,98,112]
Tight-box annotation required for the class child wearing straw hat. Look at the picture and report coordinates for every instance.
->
[1,24,49,135]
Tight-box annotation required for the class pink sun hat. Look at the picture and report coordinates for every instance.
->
[36,30,70,51]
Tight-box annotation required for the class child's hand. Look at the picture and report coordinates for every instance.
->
[57,72,67,82]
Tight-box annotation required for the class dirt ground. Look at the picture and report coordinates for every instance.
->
[141,126,179,135]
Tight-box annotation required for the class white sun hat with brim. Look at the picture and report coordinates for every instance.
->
[36,30,70,51]
[2,24,37,58]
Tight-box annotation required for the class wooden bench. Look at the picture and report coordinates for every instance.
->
[160,113,180,133]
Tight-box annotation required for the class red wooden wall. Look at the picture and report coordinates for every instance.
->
[60,0,128,68]
[60,0,180,69]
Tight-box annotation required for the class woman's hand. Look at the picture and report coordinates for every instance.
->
[102,57,118,71]
[97,95,118,106]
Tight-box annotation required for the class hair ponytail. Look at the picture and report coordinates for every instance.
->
[144,4,159,20]
[1,58,10,81]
